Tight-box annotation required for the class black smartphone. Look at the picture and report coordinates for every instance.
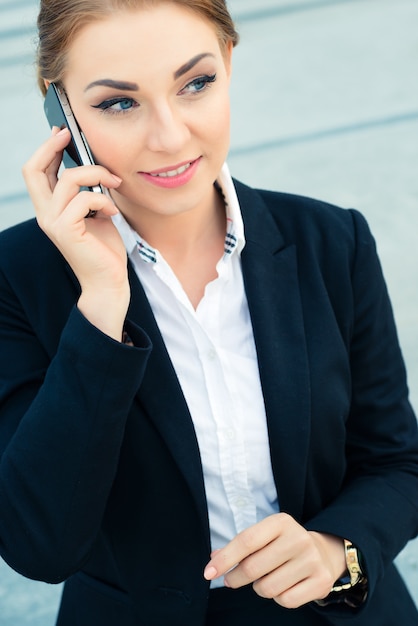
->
[44,83,104,194]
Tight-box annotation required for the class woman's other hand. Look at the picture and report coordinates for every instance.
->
[204,513,346,608]
[22,127,130,340]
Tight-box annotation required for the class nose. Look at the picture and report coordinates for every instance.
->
[145,101,190,154]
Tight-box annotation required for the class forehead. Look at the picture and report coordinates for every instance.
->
[64,4,222,86]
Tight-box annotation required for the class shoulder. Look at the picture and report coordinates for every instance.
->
[233,178,374,255]
[0,218,51,255]
[0,220,75,325]
[0,218,65,280]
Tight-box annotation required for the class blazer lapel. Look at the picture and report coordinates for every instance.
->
[236,181,311,521]
[127,265,210,544]
[63,258,210,542]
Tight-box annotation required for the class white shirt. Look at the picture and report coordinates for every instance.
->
[113,164,279,586]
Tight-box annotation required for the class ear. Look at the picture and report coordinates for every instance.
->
[44,79,51,91]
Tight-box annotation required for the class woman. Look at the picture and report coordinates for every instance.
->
[0,0,417,624]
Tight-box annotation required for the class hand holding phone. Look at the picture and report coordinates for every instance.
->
[23,88,127,324]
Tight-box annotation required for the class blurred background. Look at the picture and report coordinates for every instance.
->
[0,0,417,623]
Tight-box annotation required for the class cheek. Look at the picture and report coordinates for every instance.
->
[202,95,231,144]
[87,127,131,171]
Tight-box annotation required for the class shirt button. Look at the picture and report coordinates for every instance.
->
[207,348,217,360]
[219,429,235,441]
[234,497,248,508]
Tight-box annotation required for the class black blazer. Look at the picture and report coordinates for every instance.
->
[0,180,417,625]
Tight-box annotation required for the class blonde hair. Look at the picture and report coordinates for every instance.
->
[36,0,239,95]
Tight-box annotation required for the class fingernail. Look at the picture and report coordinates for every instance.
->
[111,175,123,184]
[204,565,218,580]
[56,127,70,136]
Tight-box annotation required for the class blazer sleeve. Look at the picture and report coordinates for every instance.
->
[0,261,152,583]
[305,209,418,605]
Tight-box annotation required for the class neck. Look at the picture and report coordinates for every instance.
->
[115,185,226,262]
[118,184,227,309]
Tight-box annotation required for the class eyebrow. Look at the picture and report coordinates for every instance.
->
[84,53,215,92]
[173,53,215,80]
[84,79,139,92]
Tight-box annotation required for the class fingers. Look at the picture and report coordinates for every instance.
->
[253,564,329,609]
[204,513,285,582]
[203,514,338,609]
[22,128,122,220]
[22,128,71,208]
[50,167,121,220]
[248,533,329,602]
[47,190,116,232]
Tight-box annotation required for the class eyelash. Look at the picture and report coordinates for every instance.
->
[179,73,217,95]
[92,97,138,116]
[92,73,217,116]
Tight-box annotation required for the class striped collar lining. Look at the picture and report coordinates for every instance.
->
[112,163,245,265]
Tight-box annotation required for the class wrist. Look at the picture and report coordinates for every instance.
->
[78,287,130,341]
[310,531,347,582]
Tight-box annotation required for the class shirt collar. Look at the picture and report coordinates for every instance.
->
[112,162,245,263]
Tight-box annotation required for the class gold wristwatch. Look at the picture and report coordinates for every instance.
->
[315,539,368,608]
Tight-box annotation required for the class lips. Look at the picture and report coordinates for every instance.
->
[149,162,192,178]
[140,157,201,189]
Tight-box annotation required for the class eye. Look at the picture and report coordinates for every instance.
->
[92,97,139,115]
[179,73,217,96]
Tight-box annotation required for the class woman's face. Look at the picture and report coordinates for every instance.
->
[62,3,233,226]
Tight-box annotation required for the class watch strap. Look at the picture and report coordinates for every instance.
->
[315,539,368,608]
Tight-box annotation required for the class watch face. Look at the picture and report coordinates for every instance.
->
[331,576,352,593]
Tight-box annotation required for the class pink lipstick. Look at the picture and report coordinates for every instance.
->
[140,157,201,189]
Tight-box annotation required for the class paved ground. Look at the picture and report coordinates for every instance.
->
[0,0,417,623]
